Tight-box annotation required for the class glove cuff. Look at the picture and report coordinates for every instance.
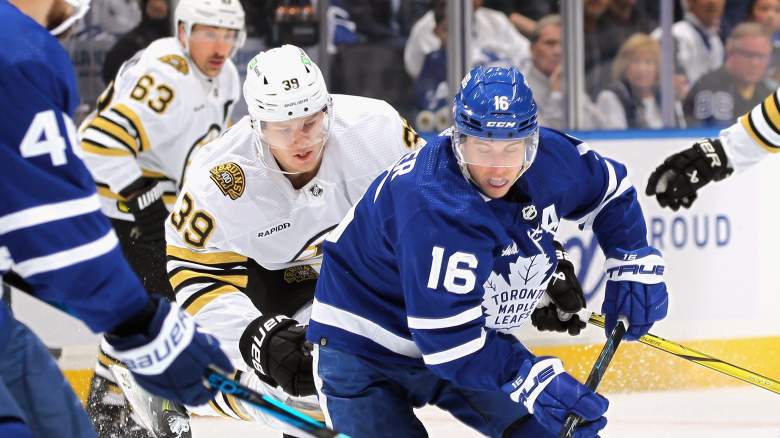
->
[239,314,296,377]
[104,298,196,375]
[695,138,732,181]
[604,247,665,285]
[502,357,564,413]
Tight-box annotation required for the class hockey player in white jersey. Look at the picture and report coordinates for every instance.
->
[646,87,780,209]
[78,0,243,435]
[164,44,422,434]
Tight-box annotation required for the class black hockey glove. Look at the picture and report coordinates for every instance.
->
[531,241,586,336]
[239,314,316,397]
[122,180,169,243]
[645,138,733,211]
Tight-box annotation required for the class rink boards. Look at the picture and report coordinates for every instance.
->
[9,129,780,400]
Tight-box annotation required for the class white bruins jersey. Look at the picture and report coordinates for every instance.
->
[720,86,780,172]
[164,94,422,421]
[79,37,240,220]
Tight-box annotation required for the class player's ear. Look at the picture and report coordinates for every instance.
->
[177,22,186,46]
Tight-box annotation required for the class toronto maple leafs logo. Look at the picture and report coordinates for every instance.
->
[483,252,553,331]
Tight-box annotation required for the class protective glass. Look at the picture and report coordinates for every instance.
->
[258,103,333,151]
[453,129,539,168]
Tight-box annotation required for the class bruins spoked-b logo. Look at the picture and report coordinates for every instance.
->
[210,162,245,200]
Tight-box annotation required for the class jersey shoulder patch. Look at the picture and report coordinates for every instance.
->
[209,162,245,200]
[157,54,189,75]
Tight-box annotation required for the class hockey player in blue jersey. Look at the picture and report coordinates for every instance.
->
[307,66,669,437]
[0,0,233,437]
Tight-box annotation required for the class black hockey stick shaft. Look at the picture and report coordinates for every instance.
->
[204,368,349,438]
[557,319,627,438]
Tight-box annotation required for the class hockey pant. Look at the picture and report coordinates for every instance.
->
[0,311,96,438]
[313,344,553,438]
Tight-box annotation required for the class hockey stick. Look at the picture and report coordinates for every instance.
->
[204,368,350,438]
[581,311,780,395]
[558,318,627,438]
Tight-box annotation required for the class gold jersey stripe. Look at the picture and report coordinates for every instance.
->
[224,393,252,421]
[208,399,233,419]
[89,116,139,154]
[96,185,125,200]
[169,269,248,290]
[81,140,134,157]
[762,92,780,134]
[740,114,777,152]
[167,245,248,265]
[112,103,151,152]
[141,168,168,179]
[182,284,240,316]
[97,351,123,368]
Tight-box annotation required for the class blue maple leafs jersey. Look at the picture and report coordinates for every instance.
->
[0,0,148,334]
[308,127,648,391]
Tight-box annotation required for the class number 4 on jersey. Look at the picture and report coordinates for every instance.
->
[20,110,81,166]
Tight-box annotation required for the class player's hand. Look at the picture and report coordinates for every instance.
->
[502,356,608,437]
[602,247,668,341]
[104,296,233,406]
[531,241,586,335]
[645,138,732,211]
[124,180,169,243]
[239,314,316,397]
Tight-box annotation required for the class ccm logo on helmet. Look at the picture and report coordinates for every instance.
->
[485,121,516,128]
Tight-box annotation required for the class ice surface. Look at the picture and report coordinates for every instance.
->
[191,386,780,437]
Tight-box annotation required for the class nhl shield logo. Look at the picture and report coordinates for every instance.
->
[309,183,324,197]
[522,205,537,221]
[210,162,246,200]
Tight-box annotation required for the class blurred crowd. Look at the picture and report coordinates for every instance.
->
[69,0,780,132]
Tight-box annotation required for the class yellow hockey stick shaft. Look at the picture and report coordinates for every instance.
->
[584,312,780,395]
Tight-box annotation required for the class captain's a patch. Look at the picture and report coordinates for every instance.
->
[210,162,245,200]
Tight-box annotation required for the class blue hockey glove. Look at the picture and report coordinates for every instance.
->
[502,357,608,437]
[104,296,233,406]
[602,247,668,341]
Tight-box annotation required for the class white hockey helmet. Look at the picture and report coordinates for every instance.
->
[174,0,246,56]
[243,45,331,124]
[243,45,333,174]
[50,0,91,36]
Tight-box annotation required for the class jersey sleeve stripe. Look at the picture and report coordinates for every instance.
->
[223,392,251,421]
[311,299,421,358]
[576,161,632,229]
[13,230,118,277]
[406,306,483,330]
[741,102,780,152]
[81,139,134,157]
[97,350,123,369]
[167,245,248,265]
[421,329,487,365]
[208,398,235,419]
[181,283,241,316]
[111,104,150,152]
[89,116,140,154]
[761,92,780,134]
[0,193,100,235]
[169,269,248,290]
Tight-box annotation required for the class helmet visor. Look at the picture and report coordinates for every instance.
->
[454,129,539,168]
[258,103,332,151]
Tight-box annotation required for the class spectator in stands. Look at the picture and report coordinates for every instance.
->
[746,0,780,83]
[101,0,171,84]
[523,15,607,130]
[596,33,685,129]
[403,0,530,80]
[482,0,559,38]
[683,22,773,127]
[75,0,142,40]
[651,0,726,85]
